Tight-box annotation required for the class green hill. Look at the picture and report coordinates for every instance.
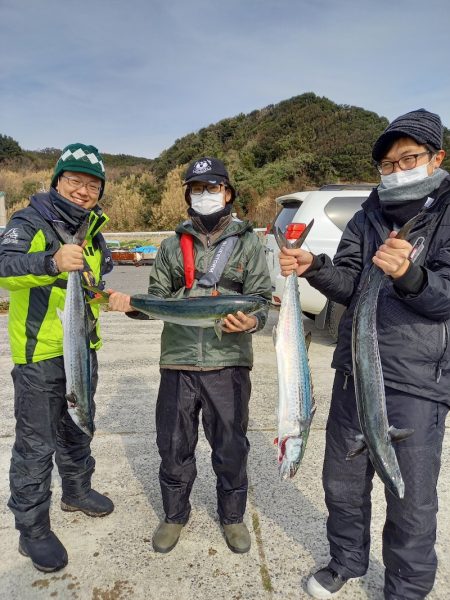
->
[2,93,450,228]
[149,93,450,218]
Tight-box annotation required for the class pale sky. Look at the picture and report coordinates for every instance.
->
[1,0,450,158]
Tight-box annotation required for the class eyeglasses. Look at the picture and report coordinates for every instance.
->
[189,183,224,195]
[375,151,433,175]
[60,175,102,195]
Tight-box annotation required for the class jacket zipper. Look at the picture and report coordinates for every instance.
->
[436,322,448,383]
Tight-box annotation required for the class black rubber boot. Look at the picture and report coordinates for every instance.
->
[61,489,114,517]
[19,531,68,573]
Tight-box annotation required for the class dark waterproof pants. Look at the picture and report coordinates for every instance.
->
[323,371,448,600]
[156,367,251,525]
[8,354,98,538]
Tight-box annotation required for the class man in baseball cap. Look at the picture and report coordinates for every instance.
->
[109,154,271,555]
[183,156,236,204]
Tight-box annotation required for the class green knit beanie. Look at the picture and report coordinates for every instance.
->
[52,143,106,198]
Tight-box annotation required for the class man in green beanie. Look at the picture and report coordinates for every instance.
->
[0,143,114,572]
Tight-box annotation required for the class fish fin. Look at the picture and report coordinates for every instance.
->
[214,321,223,341]
[84,284,110,305]
[87,295,108,306]
[389,426,414,443]
[56,308,64,322]
[291,219,314,249]
[273,220,314,250]
[65,392,77,408]
[52,221,73,244]
[73,217,90,245]
[272,325,277,346]
[396,212,422,241]
[273,226,289,251]
[81,270,96,287]
[346,437,367,460]
[305,330,312,351]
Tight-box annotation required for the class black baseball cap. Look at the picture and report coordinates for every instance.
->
[183,156,236,202]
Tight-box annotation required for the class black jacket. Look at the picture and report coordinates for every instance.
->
[304,176,450,405]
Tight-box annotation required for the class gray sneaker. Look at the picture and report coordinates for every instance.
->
[152,521,185,553]
[223,523,251,554]
[306,567,348,598]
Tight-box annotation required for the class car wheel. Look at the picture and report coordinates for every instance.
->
[326,301,345,342]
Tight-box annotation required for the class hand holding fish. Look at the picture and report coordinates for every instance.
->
[373,231,413,279]
[107,290,133,312]
[279,247,314,277]
[221,311,257,333]
[53,244,85,272]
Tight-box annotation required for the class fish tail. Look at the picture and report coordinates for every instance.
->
[346,435,367,459]
[389,426,414,443]
[273,219,314,250]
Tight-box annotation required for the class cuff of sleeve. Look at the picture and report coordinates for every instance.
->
[44,253,60,276]
[393,262,426,296]
[302,254,325,278]
[246,313,265,333]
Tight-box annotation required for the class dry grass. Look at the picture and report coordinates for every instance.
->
[1,165,282,230]
[149,165,187,230]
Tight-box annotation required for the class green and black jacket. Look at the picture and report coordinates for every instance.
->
[146,216,272,369]
[0,193,110,364]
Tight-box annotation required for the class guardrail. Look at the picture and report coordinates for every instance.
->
[104,228,265,238]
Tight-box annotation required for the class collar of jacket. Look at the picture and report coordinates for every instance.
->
[362,174,450,242]
[175,215,252,246]
[30,191,109,239]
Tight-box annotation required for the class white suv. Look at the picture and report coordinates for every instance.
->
[264,184,373,339]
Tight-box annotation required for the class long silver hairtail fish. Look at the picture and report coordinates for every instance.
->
[55,218,94,437]
[348,210,426,498]
[273,220,315,479]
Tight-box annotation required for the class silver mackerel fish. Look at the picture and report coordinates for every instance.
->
[349,212,424,498]
[273,221,315,479]
[129,294,269,339]
[56,219,94,438]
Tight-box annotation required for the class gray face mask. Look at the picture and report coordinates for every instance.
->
[380,163,430,189]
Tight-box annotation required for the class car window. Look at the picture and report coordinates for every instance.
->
[272,201,302,233]
[324,196,367,232]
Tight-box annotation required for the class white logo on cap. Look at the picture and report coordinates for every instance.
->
[193,159,212,174]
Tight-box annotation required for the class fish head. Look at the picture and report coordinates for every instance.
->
[278,433,309,479]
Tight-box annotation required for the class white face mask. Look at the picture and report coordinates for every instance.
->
[190,191,225,215]
[380,163,430,189]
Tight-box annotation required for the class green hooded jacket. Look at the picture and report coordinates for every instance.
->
[0,195,110,364]
[147,216,272,369]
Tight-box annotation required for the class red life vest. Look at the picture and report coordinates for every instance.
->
[180,233,195,289]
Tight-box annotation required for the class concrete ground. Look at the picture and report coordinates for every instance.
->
[0,308,449,600]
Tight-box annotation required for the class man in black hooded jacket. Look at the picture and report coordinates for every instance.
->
[280,109,449,599]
